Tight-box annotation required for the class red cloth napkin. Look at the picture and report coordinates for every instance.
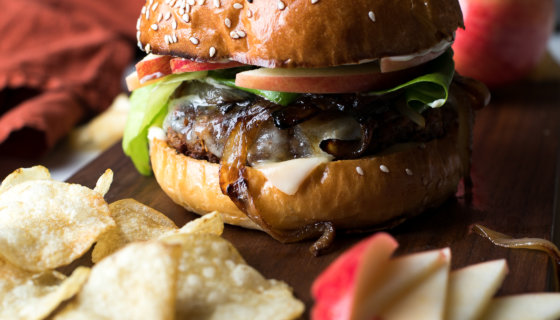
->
[0,0,143,157]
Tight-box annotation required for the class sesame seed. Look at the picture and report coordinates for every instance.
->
[145,10,150,19]
[224,18,232,28]
[151,24,158,30]
[233,3,243,9]
[237,30,246,37]
[405,168,413,176]
[187,0,195,5]
[172,33,178,43]
[189,37,199,44]
[356,167,364,176]
[141,6,146,14]
[172,19,177,29]
[182,14,190,22]
[277,0,285,10]
[198,0,205,5]
[247,9,253,17]
[169,0,176,6]
[179,7,185,15]
[137,41,143,50]
[379,165,389,173]
[149,0,153,5]
[136,31,141,40]
[368,11,376,22]
[151,2,159,11]
[311,0,319,3]
[164,12,172,20]
[213,0,220,7]
[230,31,239,39]
[164,35,170,44]
[209,46,216,57]
[157,13,163,22]
[136,18,141,30]
[186,3,191,12]
[145,43,151,53]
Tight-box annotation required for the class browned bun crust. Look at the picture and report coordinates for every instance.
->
[137,0,463,68]
[150,82,473,231]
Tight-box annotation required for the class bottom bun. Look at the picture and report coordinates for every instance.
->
[150,84,473,232]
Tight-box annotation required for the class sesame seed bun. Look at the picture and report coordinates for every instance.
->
[137,0,463,68]
[149,81,474,232]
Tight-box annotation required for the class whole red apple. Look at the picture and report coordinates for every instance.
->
[453,0,555,87]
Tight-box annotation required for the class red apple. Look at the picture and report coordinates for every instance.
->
[380,49,445,73]
[453,0,555,87]
[311,233,398,320]
[235,63,422,93]
[170,58,243,73]
[135,54,173,84]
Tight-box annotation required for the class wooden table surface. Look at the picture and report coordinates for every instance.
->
[4,79,559,317]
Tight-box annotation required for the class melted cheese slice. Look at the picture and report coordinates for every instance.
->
[254,157,329,195]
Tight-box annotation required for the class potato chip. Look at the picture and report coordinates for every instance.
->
[175,211,224,236]
[0,166,51,194]
[0,258,90,320]
[93,169,113,197]
[0,177,115,272]
[92,201,224,263]
[91,199,177,262]
[54,241,180,320]
[161,233,304,320]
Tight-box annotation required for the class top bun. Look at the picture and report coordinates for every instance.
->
[137,0,463,68]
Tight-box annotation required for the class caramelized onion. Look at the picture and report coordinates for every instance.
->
[454,75,491,110]
[219,108,337,255]
[471,224,560,290]
[320,121,373,159]
[272,104,320,129]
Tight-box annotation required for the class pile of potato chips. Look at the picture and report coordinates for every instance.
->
[0,166,304,320]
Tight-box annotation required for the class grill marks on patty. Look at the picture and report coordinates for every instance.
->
[164,81,458,165]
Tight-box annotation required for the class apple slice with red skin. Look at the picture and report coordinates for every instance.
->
[125,71,165,91]
[235,63,425,93]
[380,49,446,73]
[311,233,398,320]
[170,58,243,73]
[453,0,555,87]
[135,54,173,84]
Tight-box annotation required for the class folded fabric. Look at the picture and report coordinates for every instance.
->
[0,0,143,157]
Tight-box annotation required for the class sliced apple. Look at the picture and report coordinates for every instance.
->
[380,49,446,73]
[311,233,398,320]
[126,71,167,91]
[378,248,451,320]
[235,63,420,93]
[135,54,172,84]
[351,248,450,320]
[170,58,243,73]
[446,259,508,320]
[481,293,560,320]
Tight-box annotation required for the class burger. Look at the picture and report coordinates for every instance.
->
[124,0,490,254]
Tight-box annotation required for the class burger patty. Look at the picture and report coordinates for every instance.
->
[164,81,457,165]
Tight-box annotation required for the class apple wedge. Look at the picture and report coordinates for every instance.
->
[170,58,243,73]
[481,293,560,320]
[311,233,398,320]
[445,259,508,320]
[378,248,451,320]
[235,63,419,93]
[135,54,172,84]
[351,248,450,320]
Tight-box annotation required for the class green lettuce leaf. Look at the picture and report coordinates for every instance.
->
[209,77,299,106]
[371,49,455,113]
[122,71,207,175]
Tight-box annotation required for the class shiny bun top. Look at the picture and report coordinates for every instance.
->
[137,0,463,68]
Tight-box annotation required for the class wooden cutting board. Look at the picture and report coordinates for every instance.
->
[67,80,560,318]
